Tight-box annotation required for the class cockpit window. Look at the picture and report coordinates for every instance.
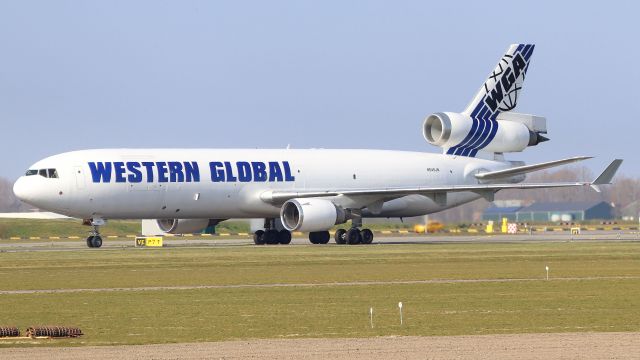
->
[27,168,59,178]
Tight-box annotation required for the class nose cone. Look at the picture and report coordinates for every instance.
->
[13,177,31,202]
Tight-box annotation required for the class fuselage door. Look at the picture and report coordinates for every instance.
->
[74,166,86,190]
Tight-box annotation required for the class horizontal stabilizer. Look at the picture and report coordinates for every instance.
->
[474,156,592,180]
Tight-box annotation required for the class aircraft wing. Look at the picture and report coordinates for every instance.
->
[261,159,623,204]
[0,212,71,219]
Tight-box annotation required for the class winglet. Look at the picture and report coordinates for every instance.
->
[590,159,623,192]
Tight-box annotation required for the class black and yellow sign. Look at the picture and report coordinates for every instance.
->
[135,236,163,247]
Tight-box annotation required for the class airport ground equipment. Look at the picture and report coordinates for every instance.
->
[0,326,20,337]
[25,326,83,338]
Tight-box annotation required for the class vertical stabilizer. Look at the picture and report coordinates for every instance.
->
[464,44,534,116]
[447,44,535,157]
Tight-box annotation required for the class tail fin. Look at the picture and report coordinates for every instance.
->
[445,44,535,157]
[463,44,535,118]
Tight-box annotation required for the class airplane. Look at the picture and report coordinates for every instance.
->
[12,44,622,248]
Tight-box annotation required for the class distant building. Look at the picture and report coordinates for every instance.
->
[482,206,522,222]
[483,201,614,222]
[621,200,640,221]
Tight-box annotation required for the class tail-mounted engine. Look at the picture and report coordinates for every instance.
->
[422,112,548,155]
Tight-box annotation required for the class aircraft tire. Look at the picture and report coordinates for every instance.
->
[265,230,279,245]
[253,230,265,245]
[334,229,347,244]
[90,235,103,248]
[346,228,362,245]
[361,228,374,244]
[278,230,292,244]
[86,236,94,248]
[318,231,330,244]
[309,231,330,244]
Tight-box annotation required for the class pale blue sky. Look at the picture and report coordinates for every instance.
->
[1,1,638,179]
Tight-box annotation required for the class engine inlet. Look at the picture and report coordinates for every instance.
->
[423,113,452,146]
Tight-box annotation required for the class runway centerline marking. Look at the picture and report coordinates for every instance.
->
[1,276,638,295]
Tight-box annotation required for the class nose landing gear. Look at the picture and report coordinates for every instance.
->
[85,218,105,248]
[86,234,102,248]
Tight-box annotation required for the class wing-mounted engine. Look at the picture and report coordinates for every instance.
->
[280,198,348,232]
[423,111,548,156]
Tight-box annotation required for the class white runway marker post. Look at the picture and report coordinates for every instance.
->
[398,302,403,325]
[369,307,374,329]
[545,265,549,280]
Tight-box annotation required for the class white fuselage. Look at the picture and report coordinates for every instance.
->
[13,148,516,220]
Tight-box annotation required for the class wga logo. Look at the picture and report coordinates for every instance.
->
[484,53,527,112]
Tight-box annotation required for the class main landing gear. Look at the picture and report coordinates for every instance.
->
[333,215,374,245]
[306,212,374,245]
[333,228,374,245]
[85,218,105,248]
[308,231,330,244]
[253,218,292,245]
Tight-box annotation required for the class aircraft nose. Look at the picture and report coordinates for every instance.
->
[13,177,31,202]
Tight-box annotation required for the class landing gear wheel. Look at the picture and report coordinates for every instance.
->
[346,228,362,245]
[90,235,103,248]
[86,221,104,248]
[309,231,330,244]
[318,231,330,244]
[334,229,347,244]
[361,229,374,244]
[277,230,292,244]
[264,230,279,245]
[253,230,265,245]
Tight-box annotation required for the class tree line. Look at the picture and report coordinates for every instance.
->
[0,177,31,212]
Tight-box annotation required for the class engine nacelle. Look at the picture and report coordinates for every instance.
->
[156,219,216,234]
[280,198,347,232]
[423,112,546,154]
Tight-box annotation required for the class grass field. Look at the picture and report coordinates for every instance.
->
[0,241,639,347]
[0,219,139,239]
[0,219,252,239]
